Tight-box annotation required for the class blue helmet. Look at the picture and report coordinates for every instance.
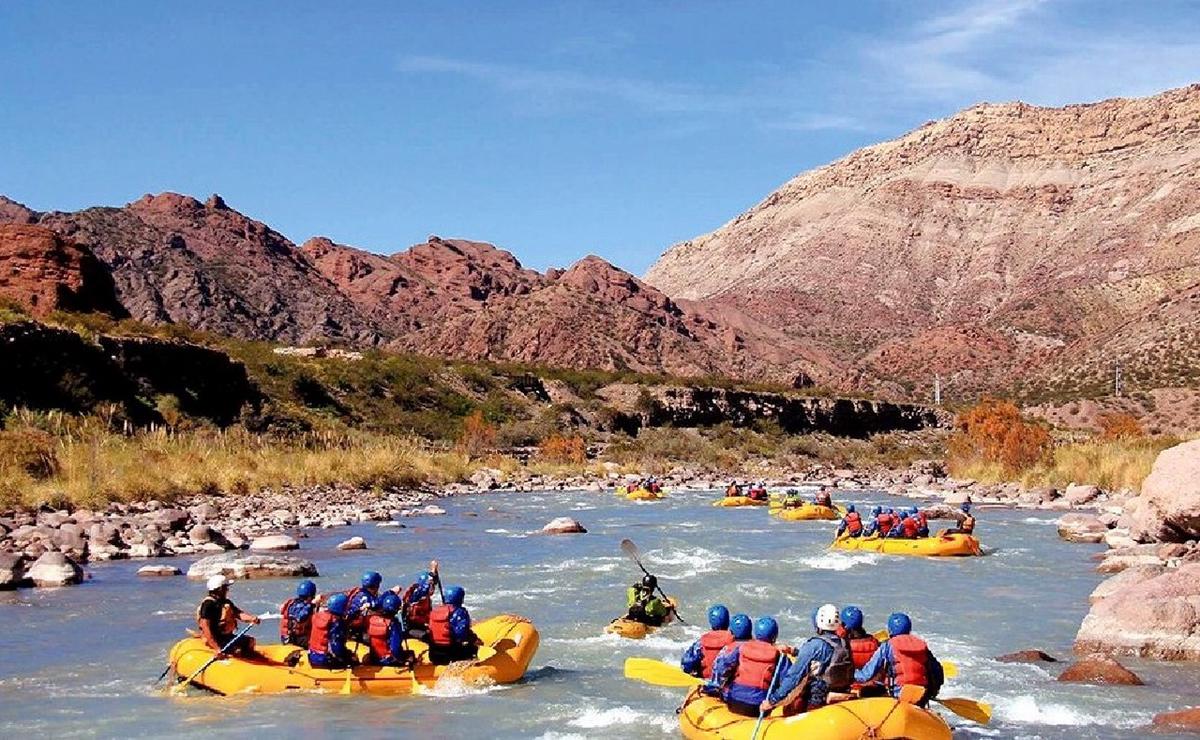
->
[361,571,382,590]
[445,585,465,607]
[961,502,972,513]
[840,605,864,631]
[417,572,433,588]
[707,604,730,630]
[846,504,856,513]
[910,507,919,515]
[887,507,895,514]
[899,511,910,519]
[887,612,913,637]
[296,579,317,599]
[729,613,752,640]
[326,593,349,616]
[871,506,882,516]
[378,591,401,615]
[753,616,779,643]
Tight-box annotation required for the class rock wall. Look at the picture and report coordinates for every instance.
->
[645,387,944,438]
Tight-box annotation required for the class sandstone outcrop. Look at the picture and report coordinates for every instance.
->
[1075,563,1200,660]
[0,223,125,318]
[1126,440,1200,543]
[1057,513,1109,544]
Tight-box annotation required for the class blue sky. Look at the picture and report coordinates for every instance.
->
[3,1,1199,274]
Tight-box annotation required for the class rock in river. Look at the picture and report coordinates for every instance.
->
[1127,440,1200,543]
[27,551,84,587]
[137,565,182,577]
[187,552,318,580]
[0,553,27,589]
[994,650,1058,663]
[1152,707,1200,732]
[1057,654,1143,685]
[249,534,299,551]
[337,536,367,551]
[1057,513,1108,543]
[542,517,587,534]
[1075,562,1200,660]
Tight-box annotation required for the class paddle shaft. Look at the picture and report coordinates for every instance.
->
[752,653,787,740]
[172,622,255,692]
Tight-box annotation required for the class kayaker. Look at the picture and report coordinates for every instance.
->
[815,487,834,508]
[308,593,356,668]
[196,574,261,659]
[279,579,317,648]
[365,592,414,667]
[854,613,944,707]
[708,616,789,716]
[626,574,670,626]
[345,571,383,637]
[428,585,483,665]
[942,503,976,536]
[398,561,438,639]
[836,504,864,538]
[763,604,853,716]
[839,605,880,671]
[681,604,733,678]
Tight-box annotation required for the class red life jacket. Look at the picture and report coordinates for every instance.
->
[366,614,393,660]
[699,630,734,678]
[916,512,929,530]
[845,511,863,535]
[901,517,919,538]
[850,635,880,670]
[733,640,780,690]
[402,584,432,627]
[877,513,894,535]
[889,634,929,688]
[279,597,313,643]
[309,611,336,655]
[429,604,454,646]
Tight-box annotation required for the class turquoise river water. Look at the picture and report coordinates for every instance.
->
[1,488,1198,739]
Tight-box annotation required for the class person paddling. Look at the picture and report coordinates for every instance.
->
[942,503,976,537]
[279,579,317,648]
[397,561,438,640]
[854,613,944,707]
[427,585,483,664]
[681,604,733,678]
[836,505,864,538]
[708,616,789,716]
[308,593,355,668]
[762,604,853,716]
[345,571,383,638]
[365,592,415,667]
[196,575,261,659]
[814,486,834,509]
[626,574,670,626]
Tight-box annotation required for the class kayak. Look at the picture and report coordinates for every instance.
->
[166,614,538,696]
[772,503,843,521]
[678,689,952,740]
[832,532,983,557]
[605,598,677,639]
[625,488,666,501]
[712,496,768,507]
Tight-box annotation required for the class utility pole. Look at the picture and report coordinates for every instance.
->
[1114,362,1123,397]
[934,374,942,406]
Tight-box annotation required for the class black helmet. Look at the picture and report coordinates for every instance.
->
[641,574,657,590]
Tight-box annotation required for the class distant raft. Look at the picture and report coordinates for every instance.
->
[712,496,768,508]
[678,689,953,740]
[771,503,843,521]
[623,488,666,501]
[166,614,538,696]
[832,532,982,557]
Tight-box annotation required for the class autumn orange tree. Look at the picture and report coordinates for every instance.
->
[455,410,496,457]
[948,398,1051,473]
[1097,412,1144,441]
[538,433,586,464]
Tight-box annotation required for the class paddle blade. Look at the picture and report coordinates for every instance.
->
[898,683,926,705]
[620,539,640,560]
[872,629,889,641]
[941,660,958,679]
[936,697,991,724]
[623,657,703,688]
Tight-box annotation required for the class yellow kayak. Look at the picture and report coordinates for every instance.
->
[832,532,982,557]
[167,614,538,695]
[679,689,952,740]
[625,488,666,501]
[772,503,843,521]
[713,496,768,507]
[605,598,677,639]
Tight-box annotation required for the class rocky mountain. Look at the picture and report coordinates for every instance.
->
[0,224,126,318]
[647,84,1200,400]
[0,194,822,383]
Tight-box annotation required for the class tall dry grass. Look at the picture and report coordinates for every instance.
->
[952,436,1179,492]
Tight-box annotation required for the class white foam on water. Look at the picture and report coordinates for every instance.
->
[643,546,756,578]
[1021,517,1058,526]
[994,694,1148,727]
[538,733,587,740]
[484,528,511,534]
[792,551,881,571]
[676,521,701,528]
[418,674,507,698]
[567,705,675,733]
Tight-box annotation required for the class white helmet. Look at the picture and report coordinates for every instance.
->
[815,603,841,632]
[206,574,230,591]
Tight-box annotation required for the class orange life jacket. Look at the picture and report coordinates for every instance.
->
[845,511,863,535]
[279,597,313,643]
[961,515,976,533]
[916,512,929,530]
[733,640,780,691]
[889,634,929,688]
[901,517,919,538]
[877,513,895,535]
[402,584,432,627]
[429,604,454,646]
[366,613,394,660]
[850,635,880,670]
[309,610,337,655]
[699,630,735,678]
[196,596,237,635]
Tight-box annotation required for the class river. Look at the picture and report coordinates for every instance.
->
[1,488,1197,739]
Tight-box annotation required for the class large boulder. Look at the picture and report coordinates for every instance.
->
[541,517,587,534]
[1152,707,1200,733]
[1075,562,1200,660]
[1089,564,1167,603]
[1057,513,1109,543]
[994,649,1058,663]
[1064,484,1101,506]
[187,552,318,580]
[1057,654,1143,685]
[27,551,84,587]
[137,564,182,577]
[336,536,367,551]
[1128,440,1200,543]
[148,509,191,532]
[0,553,27,588]
[249,534,299,551]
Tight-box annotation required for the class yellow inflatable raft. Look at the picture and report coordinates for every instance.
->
[771,503,842,521]
[678,689,952,740]
[712,496,768,507]
[832,532,982,557]
[623,488,665,501]
[167,614,538,696]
